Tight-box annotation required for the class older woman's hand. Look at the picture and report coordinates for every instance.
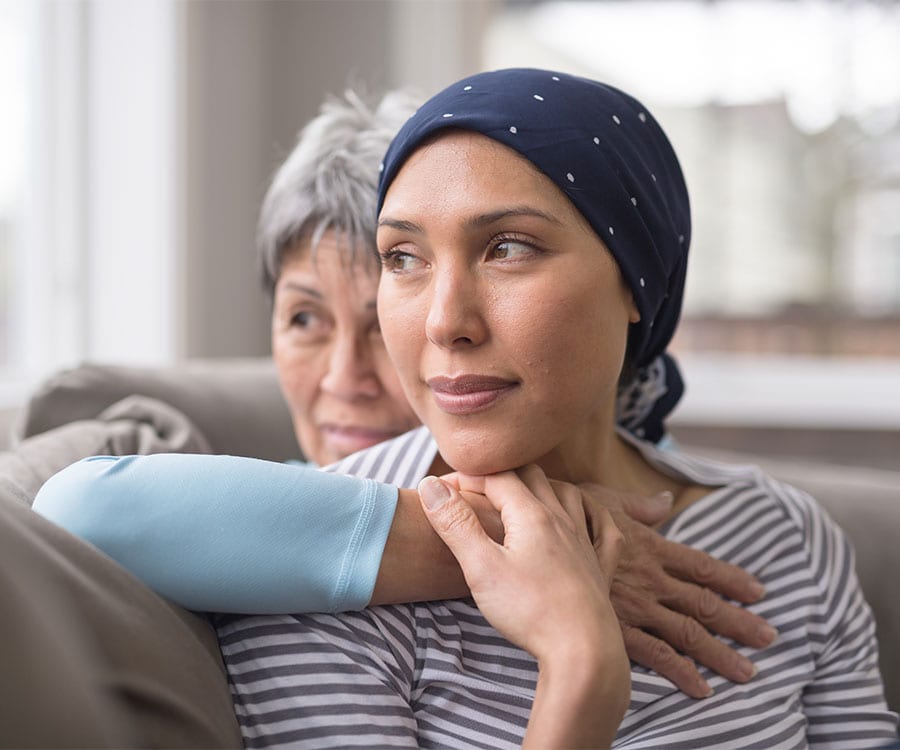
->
[418,467,630,749]
[576,483,777,699]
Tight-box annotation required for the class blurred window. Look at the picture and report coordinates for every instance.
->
[0,0,87,403]
[486,0,900,428]
[0,1,28,371]
[0,1,179,406]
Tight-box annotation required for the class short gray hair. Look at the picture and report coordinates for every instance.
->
[257,88,420,298]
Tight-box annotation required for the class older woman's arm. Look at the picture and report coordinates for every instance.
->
[33,454,403,613]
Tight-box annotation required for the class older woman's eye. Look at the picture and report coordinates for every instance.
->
[289,310,329,337]
[291,311,316,328]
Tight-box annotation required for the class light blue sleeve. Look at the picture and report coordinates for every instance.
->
[32,454,399,614]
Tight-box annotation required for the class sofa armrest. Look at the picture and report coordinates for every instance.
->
[16,359,299,462]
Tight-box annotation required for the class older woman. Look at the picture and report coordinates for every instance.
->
[205,69,896,746]
[257,90,421,465]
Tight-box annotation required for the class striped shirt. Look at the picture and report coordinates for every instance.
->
[216,427,899,748]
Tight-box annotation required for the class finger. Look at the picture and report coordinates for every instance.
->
[479,471,545,518]
[661,542,766,604]
[620,624,712,699]
[418,476,498,579]
[439,472,461,489]
[548,479,590,534]
[591,507,624,581]
[631,600,759,685]
[660,578,777,649]
[446,472,490,496]
[515,465,557,507]
[619,490,675,525]
[579,483,674,525]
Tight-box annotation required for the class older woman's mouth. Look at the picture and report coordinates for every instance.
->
[320,424,405,454]
[426,375,519,415]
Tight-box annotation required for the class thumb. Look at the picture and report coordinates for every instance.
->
[418,476,494,576]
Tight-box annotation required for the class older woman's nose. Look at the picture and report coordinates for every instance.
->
[424,271,487,349]
[320,333,381,399]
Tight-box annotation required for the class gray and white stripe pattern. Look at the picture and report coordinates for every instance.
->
[216,427,898,748]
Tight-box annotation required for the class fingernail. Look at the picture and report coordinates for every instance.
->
[737,658,758,681]
[419,476,450,510]
[757,624,778,646]
[652,490,674,508]
[696,681,714,699]
[749,581,766,599]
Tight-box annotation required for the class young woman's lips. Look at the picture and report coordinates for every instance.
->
[427,375,519,415]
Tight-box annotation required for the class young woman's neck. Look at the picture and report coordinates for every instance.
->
[535,428,637,487]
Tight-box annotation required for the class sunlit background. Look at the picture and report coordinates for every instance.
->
[1,0,898,467]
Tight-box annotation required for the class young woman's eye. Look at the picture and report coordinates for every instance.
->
[379,248,423,272]
[491,239,536,261]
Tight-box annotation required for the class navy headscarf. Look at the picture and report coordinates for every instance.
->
[376,68,689,442]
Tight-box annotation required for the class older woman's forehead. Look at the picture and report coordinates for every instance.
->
[279,229,380,278]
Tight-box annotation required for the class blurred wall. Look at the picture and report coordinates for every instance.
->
[179,0,494,359]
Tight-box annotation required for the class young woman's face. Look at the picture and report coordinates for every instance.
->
[272,231,420,465]
[377,131,640,477]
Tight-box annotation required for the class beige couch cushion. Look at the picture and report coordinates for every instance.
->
[16,359,298,461]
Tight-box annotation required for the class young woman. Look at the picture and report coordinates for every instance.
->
[209,69,895,747]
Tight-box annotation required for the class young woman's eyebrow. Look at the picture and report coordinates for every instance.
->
[377,217,423,233]
[378,207,562,234]
[464,206,563,229]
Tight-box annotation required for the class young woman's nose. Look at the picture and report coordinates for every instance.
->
[320,332,380,399]
[424,270,487,349]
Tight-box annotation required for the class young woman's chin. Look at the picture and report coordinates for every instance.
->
[434,430,550,477]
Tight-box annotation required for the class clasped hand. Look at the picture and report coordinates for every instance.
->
[418,467,630,749]
[423,470,776,700]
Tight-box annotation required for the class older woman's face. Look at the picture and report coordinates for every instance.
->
[376,132,640,477]
[272,231,420,465]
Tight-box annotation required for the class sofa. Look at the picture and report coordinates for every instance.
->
[1,358,896,745]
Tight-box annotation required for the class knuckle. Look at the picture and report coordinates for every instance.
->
[436,499,474,536]
[679,617,709,653]
[606,521,625,549]
[695,586,723,622]
[643,565,670,594]
[609,583,647,622]
[621,511,649,535]
[647,636,678,670]
[690,552,718,583]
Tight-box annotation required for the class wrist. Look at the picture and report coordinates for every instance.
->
[527,652,630,749]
